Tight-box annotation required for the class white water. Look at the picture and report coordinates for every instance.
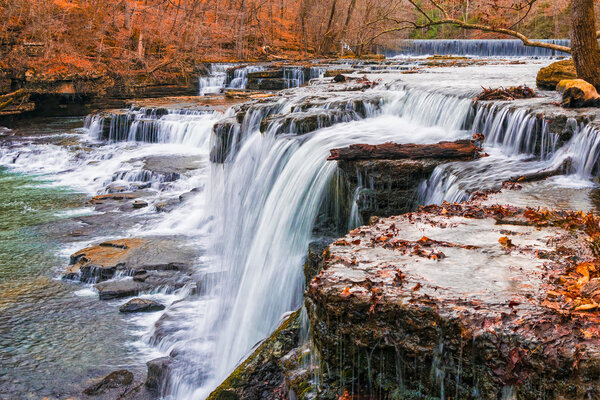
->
[3,61,600,400]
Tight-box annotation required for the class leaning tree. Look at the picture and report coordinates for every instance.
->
[365,0,600,88]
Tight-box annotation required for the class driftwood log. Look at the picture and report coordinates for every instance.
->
[327,139,480,161]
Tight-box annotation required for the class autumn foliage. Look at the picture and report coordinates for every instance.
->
[0,0,578,81]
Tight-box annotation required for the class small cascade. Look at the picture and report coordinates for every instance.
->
[198,64,232,95]
[85,107,219,147]
[227,65,266,89]
[283,66,326,88]
[472,103,557,158]
[390,39,571,57]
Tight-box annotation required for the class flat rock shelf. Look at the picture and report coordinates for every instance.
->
[306,200,600,399]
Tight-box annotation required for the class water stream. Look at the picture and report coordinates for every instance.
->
[1,59,600,399]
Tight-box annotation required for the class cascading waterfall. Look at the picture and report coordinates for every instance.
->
[390,39,571,57]
[160,87,495,399]
[228,65,266,89]
[198,64,232,95]
[75,82,600,400]
[85,107,219,146]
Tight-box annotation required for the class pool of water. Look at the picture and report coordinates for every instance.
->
[0,123,150,398]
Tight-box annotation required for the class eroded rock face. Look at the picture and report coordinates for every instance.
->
[338,158,444,221]
[207,310,302,400]
[536,59,577,90]
[306,202,600,399]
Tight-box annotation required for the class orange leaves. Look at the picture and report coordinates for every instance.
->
[498,236,514,249]
[340,287,352,298]
[338,390,352,400]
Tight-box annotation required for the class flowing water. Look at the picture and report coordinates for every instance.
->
[388,38,571,57]
[2,58,600,399]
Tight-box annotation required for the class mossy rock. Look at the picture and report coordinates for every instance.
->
[207,310,301,400]
[536,59,577,90]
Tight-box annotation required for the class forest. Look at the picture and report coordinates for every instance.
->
[0,0,576,78]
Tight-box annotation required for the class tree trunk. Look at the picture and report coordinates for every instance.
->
[570,0,600,88]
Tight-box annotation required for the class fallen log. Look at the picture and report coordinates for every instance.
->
[327,139,480,161]
[0,89,30,112]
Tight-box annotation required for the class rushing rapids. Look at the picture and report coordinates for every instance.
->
[3,58,600,398]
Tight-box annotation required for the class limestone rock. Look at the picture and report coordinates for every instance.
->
[306,203,600,399]
[558,79,600,108]
[536,59,577,90]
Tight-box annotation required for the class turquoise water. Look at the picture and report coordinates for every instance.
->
[0,161,143,397]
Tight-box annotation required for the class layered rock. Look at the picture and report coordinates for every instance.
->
[306,202,600,399]
[63,237,198,298]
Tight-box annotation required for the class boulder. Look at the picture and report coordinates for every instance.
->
[64,237,197,283]
[95,279,151,300]
[536,59,577,90]
[332,74,346,83]
[119,298,165,313]
[558,79,600,108]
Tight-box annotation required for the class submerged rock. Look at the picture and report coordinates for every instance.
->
[536,59,577,90]
[83,369,134,395]
[306,202,600,399]
[120,298,165,313]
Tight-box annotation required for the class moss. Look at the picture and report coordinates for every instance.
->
[207,309,302,400]
[536,59,577,90]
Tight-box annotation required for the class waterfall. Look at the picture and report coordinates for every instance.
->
[85,107,219,147]
[160,87,488,399]
[76,83,600,400]
[228,65,266,89]
[389,39,571,57]
[198,64,232,95]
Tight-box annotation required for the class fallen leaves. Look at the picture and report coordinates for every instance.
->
[499,236,514,249]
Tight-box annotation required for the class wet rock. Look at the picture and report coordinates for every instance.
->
[119,298,165,313]
[536,59,577,90]
[338,158,447,221]
[178,188,201,203]
[132,200,148,209]
[95,279,151,300]
[89,192,140,204]
[207,310,301,400]
[324,69,354,78]
[210,117,240,163]
[154,199,179,213]
[247,78,287,91]
[64,237,197,283]
[558,79,600,108]
[83,369,133,395]
[306,202,600,399]
[133,270,190,291]
[146,357,171,392]
[332,74,346,83]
